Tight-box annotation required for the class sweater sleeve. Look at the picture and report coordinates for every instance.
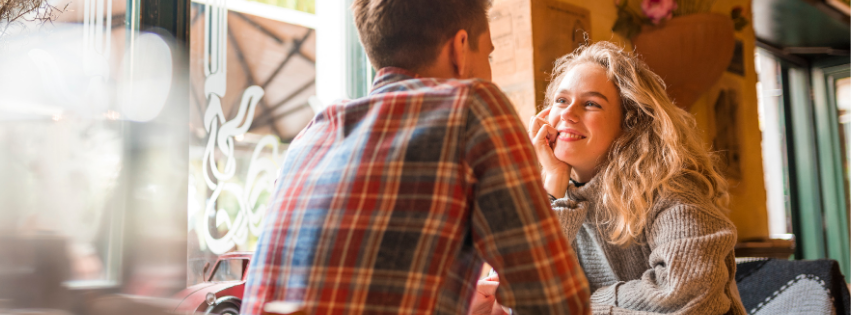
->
[551,197,589,244]
[589,204,739,315]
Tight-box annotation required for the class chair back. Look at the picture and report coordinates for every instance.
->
[736,258,850,315]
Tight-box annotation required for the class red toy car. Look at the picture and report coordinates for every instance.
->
[173,252,253,315]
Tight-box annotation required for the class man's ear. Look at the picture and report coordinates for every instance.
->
[449,29,469,78]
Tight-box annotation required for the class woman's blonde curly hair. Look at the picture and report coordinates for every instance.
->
[543,41,729,246]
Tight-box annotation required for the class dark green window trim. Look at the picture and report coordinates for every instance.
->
[768,49,851,281]
[811,59,850,282]
[784,65,828,260]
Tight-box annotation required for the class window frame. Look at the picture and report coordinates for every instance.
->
[759,42,850,281]
[811,58,850,281]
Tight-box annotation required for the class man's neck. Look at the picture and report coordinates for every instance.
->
[416,53,460,79]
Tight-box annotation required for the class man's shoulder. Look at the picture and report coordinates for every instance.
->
[460,79,508,102]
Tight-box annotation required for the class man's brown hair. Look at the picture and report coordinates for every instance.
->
[352,0,491,72]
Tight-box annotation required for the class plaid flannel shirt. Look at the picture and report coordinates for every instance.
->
[241,67,590,315]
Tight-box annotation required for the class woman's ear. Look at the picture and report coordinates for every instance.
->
[449,29,469,78]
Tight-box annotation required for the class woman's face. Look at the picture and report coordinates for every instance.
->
[548,62,624,177]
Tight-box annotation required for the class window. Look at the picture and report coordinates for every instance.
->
[756,48,794,237]
[756,45,850,280]
[186,0,318,285]
[0,0,190,297]
[210,259,248,282]
[185,0,370,286]
[812,61,850,280]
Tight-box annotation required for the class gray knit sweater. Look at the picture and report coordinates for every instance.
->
[552,177,747,315]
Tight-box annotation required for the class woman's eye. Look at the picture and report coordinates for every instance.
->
[585,101,601,108]
[555,98,567,104]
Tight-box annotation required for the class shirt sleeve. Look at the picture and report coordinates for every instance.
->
[464,80,591,315]
[588,204,739,315]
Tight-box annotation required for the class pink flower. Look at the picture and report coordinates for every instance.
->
[641,0,677,24]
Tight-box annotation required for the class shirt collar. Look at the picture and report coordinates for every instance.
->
[370,67,420,94]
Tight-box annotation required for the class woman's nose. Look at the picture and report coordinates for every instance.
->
[561,104,580,124]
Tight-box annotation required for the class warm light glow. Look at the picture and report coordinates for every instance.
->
[104,110,120,120]
[119,33,173,122]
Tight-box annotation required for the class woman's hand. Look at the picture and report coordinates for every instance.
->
[528,108,571,199]
[468,274,509,315]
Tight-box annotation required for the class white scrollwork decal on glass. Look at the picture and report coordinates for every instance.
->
[200,0,281,254]
[27,0,112,118]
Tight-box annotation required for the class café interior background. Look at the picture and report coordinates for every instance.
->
[0,0,848,313]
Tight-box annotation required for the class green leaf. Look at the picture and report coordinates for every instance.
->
[612,1,644,40]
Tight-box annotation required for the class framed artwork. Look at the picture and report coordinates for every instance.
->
[714,88,743,180]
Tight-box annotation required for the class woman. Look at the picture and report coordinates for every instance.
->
[528,41,746,314]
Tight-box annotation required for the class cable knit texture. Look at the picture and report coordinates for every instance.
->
[552,176,747,315]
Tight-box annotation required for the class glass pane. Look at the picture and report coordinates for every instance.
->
[755,48,793,236]
[211,259,247,282]
[835,76,851,217]
[0,0,188,307]
[187,1,316,285]
[0,0,130,285]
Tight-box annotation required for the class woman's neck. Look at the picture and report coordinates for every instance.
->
[571,167,597,183]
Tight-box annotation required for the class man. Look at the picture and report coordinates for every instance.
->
[241,1,590,314]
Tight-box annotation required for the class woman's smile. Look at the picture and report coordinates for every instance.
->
[557,129,586,141]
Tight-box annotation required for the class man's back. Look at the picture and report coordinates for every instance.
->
[241,68,589,315]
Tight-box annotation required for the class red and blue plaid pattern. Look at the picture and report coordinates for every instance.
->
[241,67,590,315]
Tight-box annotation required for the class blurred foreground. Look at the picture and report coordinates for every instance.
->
[0,13,189,314]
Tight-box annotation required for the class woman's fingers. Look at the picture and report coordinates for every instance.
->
[544,124,557,147]
[468,292,496,315]
[493,301,511,315]
[536,107,551,120]
[528,116,545,138]
[528,108,552,138]
[533,124,558,160]
[476,279,500,296]
[534,126,568,176]
[469,276,500,315]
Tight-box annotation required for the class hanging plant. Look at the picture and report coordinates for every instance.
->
[0,0,43,23]
[610,0,750,39]
[642,0,678,24]
[610,0,748,109]
[0,0,66,38]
